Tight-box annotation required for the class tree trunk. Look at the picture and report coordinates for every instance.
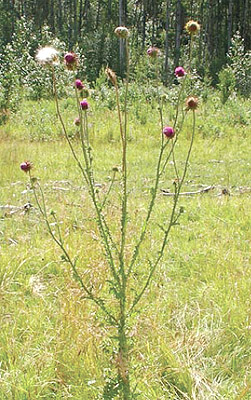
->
[95,0,101,30]
[79,0,83,37]
[164,0,169,83]
[175,0,182,66]
[68,0,73,49]
[83,0,90,29]
[73,0,77,44]
[57,0,63,34]
[227,0,233,51]
[49,0,55,34]
[242,0,249,47]
[152,0,157,44]
[119,0,126,76]
[142,0,147,49]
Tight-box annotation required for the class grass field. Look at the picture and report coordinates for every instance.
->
[0,93,250,399]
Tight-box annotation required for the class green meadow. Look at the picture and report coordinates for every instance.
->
[0,93,250,399]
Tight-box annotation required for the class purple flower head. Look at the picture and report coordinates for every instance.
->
[20,161,32,173]
[80,99,89,110]
[163,126,175,139]
[64,52,78,70]
[75,79,84,90]
[147,47,160,58]
[74,117,80,126]
[175,66,186,77]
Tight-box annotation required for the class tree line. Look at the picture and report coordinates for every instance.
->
[0,0,250,83]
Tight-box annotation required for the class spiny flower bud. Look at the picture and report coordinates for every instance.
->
[80,99,89,110]
[147,46,160,58]
[163,126,175,139]
[75,79,84,90]
[186,96,199,110]
[112,166,119,173]
[175,66,186,77]
[106,67,117,86]
[114,26,129,39]
[74,117,80,126]
[64,52,78,70]
[20,161,32,173]
[185,20,200,35]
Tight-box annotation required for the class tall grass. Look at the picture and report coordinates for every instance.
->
[0,99,250,397]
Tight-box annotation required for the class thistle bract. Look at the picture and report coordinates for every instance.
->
[64,52,78,70]
[74,117,80,126]
[185,20,200,35]
[20,161,32,173]
[147,46,160,58]
[80,99,89,110]
[114,26,129,39]
[186,96,199,110]
[175,66,186,77]
[75,79,84,90]
[163,126,175,139]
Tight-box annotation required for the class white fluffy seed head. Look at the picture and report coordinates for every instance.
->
[36,46,59,65]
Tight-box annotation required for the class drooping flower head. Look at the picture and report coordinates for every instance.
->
[75,80,89,97]
[163,126,175,139]
[147,46,160,58]
[36,46,59,66]
[106,67,117,86]
[80,99,89,110]
[175,66,186,77]
[64,52,78,70]
[75,79,84,90]
[186,96,199,111]
[185,20,200,35]
[114,26,129,39]
[74,117,81,126]
[20,161,33,173]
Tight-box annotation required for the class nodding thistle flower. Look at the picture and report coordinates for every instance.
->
[80,99,89,110]
[185,20,200,35]
[186,96,199,111]
[114,26,129,39]
[163,126,175,139]
[36,46,59,66]
[74,117,81,126]
[147,46,160,58]
[64,52,78,70]
[75,79,84,90]
[20,161,32,173]
[105,67,117,86]
[175,66,186,77]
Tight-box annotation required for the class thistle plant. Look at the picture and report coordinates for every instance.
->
[21,22,200,399]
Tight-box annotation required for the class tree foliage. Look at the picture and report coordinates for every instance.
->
[0,0,250,88]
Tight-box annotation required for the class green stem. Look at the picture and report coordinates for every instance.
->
[127,58,187,279]
[130,110,196,314]
[54,71,121,289]
[52,68,88,185]
[29,174,117,324]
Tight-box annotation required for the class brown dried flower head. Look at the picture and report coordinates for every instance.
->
[105,67,117,86]
[147,46,161,58]
[186,96,199,111]
[185,20,200,35]
[114,26,129,39]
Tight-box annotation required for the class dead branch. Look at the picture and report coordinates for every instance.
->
[161,185,215,196]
